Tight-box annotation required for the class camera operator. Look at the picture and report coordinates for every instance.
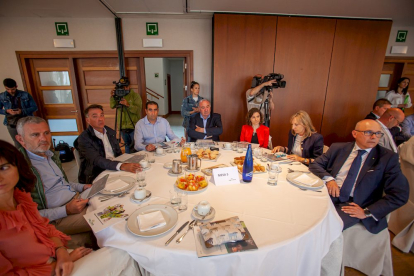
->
[110,86,142,153]
[246,75,276,113]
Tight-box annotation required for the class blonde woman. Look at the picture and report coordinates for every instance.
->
[272,110,324,165]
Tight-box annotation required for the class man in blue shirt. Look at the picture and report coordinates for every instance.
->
[0,78,38,146]
[401,114,414,140]
[134,101,184,151]
[16,116,96,248]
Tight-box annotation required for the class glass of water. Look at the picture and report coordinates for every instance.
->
[170,190,181,206]
[148,152,155,163]
[268,169,279,186]
[136,170,146,187]
[178,191,188,211]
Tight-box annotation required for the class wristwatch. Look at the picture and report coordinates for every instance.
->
[363,208,373,218]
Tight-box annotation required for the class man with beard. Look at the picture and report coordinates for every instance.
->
[15,116,96,249]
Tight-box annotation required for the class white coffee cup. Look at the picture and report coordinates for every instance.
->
[139,159,148,168]
[134,188,147,200]
[224,142,232,149]
[190,142,195,149]
[196,200,211,216]
[156,147,164,155]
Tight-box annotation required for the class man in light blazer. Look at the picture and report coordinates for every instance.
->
[188,99,223,142]
[309,119,408,234]
[376,108,405,153]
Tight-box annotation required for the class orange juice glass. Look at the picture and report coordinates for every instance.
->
[181,143,192,163]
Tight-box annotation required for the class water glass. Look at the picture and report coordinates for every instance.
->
[136,170,146,187]
[148,153,155,163]
[268,169,279,186]
[232,141,238,151]
[170,190,182,206]
[178,191,188,211]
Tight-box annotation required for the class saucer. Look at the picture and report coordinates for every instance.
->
[191,207,215,221]
[163,162,173,169]
[168,169,183,176]
[155,152,167,156]
[221,145,233,151]
[131,190,152,204]
[140,164,152,171]
[184,166,200,172]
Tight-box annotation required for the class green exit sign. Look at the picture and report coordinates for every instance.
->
[146,23,158,36]
[396,30,408,43]
[55,22,69,36]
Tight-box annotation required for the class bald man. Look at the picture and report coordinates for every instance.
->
[377,108,405,153]
[309,120,408,234]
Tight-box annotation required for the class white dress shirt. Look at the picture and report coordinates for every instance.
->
[93,128,122,170]
[377,120,398,153]
[292,135,304,157]
[324,144,372,197]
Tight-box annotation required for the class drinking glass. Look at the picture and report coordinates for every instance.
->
[178,191,188,211]
[170,190,181,206]
[136,170,146,187]
[268,169,279,186]
[232,141,238,151]
[148,152,155,163]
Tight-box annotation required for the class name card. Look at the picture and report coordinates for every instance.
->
[212,167,240,186]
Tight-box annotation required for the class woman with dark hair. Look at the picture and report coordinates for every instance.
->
[240,108,270,148]
[181,81,204,138]
[0,140,91,275]
[385,77,411,110]
[272,110,324,165]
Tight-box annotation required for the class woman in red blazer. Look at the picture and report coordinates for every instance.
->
[240,108,270,148]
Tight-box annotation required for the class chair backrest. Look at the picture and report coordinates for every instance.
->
[73,148,81,169]
[268,135,273,149]
[323,145,329,153]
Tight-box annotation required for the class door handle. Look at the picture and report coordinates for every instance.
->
[70,110,78,113]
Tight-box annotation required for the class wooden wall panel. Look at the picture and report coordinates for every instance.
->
[272,17,336,147]
[213,14,277,142]
[321,20,392,145]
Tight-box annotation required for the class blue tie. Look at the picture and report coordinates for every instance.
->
[339,149,366,202]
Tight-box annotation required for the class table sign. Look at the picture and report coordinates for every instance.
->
[211,167,240,186]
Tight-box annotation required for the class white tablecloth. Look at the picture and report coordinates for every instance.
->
[87,144,343,276]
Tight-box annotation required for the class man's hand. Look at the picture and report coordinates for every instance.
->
[120,163,141,173]
[145,144,156,152]
[83,184,92,191]
[6,109,19,115]
[261,80,277,88]
[55,247,74,276]
[190,107,200,114]
[341,202,366,219]
[119,99,129,106]
[272,146,285,153]
[179,137,186,146]
[195,126,205,133]
[66,198,88,215]
[326,180,340,197]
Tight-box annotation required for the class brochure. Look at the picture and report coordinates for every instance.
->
[84,203,133,233]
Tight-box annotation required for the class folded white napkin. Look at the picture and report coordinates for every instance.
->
[137,211,166,232]
[294,174,318,186]
[104,179,129,192]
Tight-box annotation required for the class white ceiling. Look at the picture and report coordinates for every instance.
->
[0,0,413,26]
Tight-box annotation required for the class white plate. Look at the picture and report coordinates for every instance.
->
[200,153,221,162]
[127,204,178,237]
[100,176,135,195]
[168,169,183,176]
[231,162,267,174]
[131,190,152,204]
[174,180,208,194]
[154,152,167,156]
[191,206,216,221]
[163,162,172,169]
[221,145,233,151]
[286,171,324,190]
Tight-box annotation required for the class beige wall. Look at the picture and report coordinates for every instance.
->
[386,26,414,57]
[0,17,212,142]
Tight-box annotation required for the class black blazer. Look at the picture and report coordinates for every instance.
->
[188,113,223,142]
[75,125,122,184]
[286,131,324,159]
[309,142,409,234]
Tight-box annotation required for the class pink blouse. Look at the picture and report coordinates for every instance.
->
[0,189,70,276]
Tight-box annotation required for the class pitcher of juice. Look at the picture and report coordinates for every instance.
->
[180,143,192,163]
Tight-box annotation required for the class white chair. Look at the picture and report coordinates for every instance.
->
[388,139,414,253]
[342,223,393,276]
[73,148,81,170]
[71,246,141,276]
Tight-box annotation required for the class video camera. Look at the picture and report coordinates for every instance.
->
[251,73,286,90]
[113,76,130,102]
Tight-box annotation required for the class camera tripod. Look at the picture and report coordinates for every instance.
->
[114,102,135,149]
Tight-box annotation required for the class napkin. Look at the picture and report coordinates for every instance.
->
[137,211,167,232]
[294,174,318,186]
[104,179,129,192]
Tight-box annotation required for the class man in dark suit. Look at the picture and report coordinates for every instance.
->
[309,119,408,234]
[188,99,223,142]
[365,98,401,137]
[76,104,141,183]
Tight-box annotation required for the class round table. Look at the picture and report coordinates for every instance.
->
[87,143,343,276]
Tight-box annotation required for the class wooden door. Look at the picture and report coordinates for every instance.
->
[321,20,392,145]
[74,57,141,131]
[30,58,83,146]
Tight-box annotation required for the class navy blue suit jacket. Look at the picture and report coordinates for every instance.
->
[309,142,409,234]
[287,131,324,159]
[188,113,223,142]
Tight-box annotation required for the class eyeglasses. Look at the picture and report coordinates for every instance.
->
[354,130,384,138]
